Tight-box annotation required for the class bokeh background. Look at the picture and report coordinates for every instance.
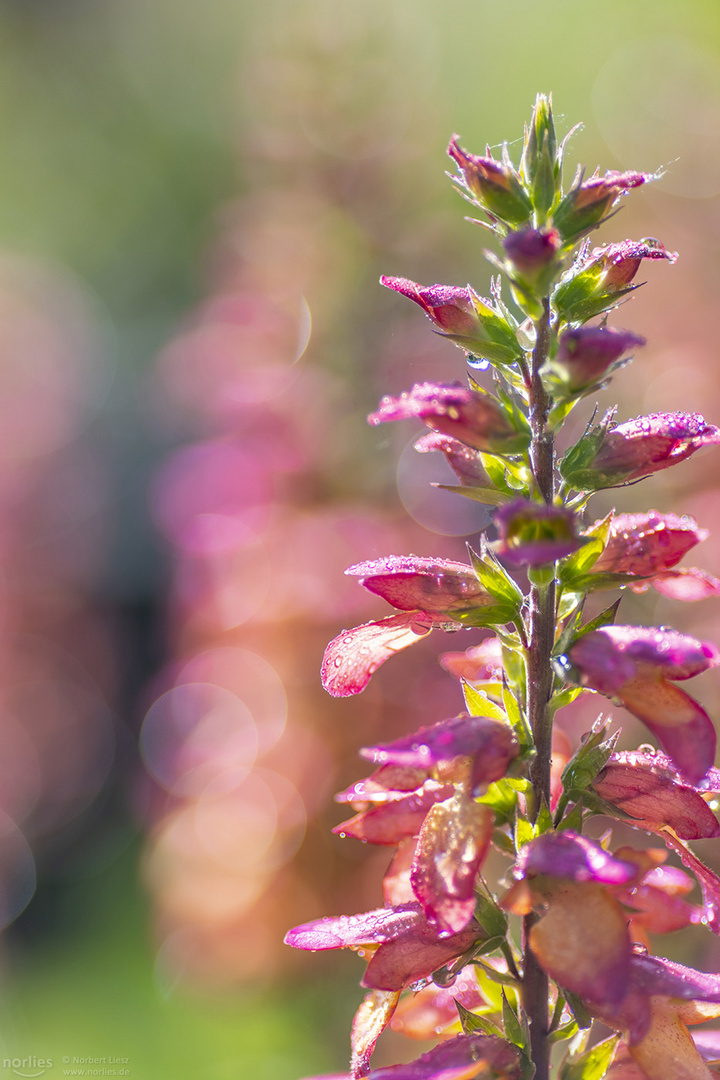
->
[0,0,718,1077]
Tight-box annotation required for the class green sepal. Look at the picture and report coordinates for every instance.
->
[502,990,530,1054]
[475,887,509,939]
[514,812,535,851]
[468,542,524,618]
[559,1033,620,1080]
[548,1019,580,1045]
[535,795,553,835]
[477,780,518,824]
[520,93,557,190]
[455,1001,503,1038]
[531,130,558,219]
[560,720,619,795]
[559,511,613,584]
[468,292,524,365]
[480,453,530,496]
[562,990,592,1031]
[556,800,584,833]
[549,685,586,715]
[462,680,507,722]
[434,483,516,506]
[502,684,532,753]
[558,410,617,491]
[473,934,507,959]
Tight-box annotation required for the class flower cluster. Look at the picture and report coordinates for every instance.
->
[286,96,720,1080]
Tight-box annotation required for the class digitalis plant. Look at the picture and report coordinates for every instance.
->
[285,95,720,1080]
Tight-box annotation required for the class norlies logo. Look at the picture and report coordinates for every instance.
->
[3,1057,53,1078]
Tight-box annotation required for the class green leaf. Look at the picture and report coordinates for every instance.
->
[562,990,592,1031]
[455,1001,503,1037]
[573,598,622,643]
[502,683,532,752]
[561,720,619,794]
[514,813,535,850]
[463,680,507,721]
[559,1033,620,1080]
[468,543,525,614]
[474,934,507,958]
[475,888,509,939]
[559,511,613,584]
[557,800,584,833]
[476,780,517,823]
[535,796,553,836]
[434,483,516,506]
[502,991,527,1050]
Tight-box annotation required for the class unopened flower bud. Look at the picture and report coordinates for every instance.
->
[380,276,521,365]
[494,498,583,566]
[560,411,720,490]
[447,137,532,227]
[553,171,657,243]
[369,382,530,456]
[554,326,645,391]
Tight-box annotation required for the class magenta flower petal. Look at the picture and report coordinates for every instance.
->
[362,915,485,992]
[567,626,718,782]
[568,625,718,690]
[650,567,720,602]
[368,383,529,455]
[335,765,430,805]
[663,833,720,936]
[448,135,532,227]
[554,326,645,390]
[593,751,720,840]
[380,277,480,335]
[285,903,423,952]
[351,989,400,1079]
[365,1033,523,1080]
[321,612,437,697]
[516,831,638,886]
[334,783,455,846]
[630,952,720,1004]
[593,238,678,289]
[414,432,487,487]
[592,511,707,577]
[346,556,490,615]
[361,714,518,790]
[410,793,493,935]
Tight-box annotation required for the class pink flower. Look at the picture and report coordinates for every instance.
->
[560,411,720,490]
[439,636,504,682]
[553,172,657,242]
[592,749,720,840]
[553,326,645,391]
[321,611,440,697]
[368,383,530,455]
[380,277,520,364]
[447,136,532,226]
[284,901,485,991]
[566,625,719,782]
[345,556,492,616]
[414,432,487,487]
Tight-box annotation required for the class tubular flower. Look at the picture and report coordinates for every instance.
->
[504,833,640,1008]
[552,325,645,391]
[345,556,493,617]
[380,276,520,364]
[590,509,720,601]
[566,625,719,782]
[284,901,486,992]
[302,1033,525,1080]
[440,636,504,682]
[592,749,720,840]
[368,382,530,456]
[560,411,720,490]
[361,713,519,795]
[493,498,583,566]
[553,171,657,243]
[554,238,678,323]
[447,135,533,226]
[414,432,488,487]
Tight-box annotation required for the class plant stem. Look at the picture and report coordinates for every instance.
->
[523,297,555,1080]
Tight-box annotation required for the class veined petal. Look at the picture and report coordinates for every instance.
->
[362,917,485,992]
[321,612,437,697]
[346,556,491,614]
[650,568,720,602]
[618,676,716,785]
[528,879,632,1006]
[440,637,504,682]
[351,989,401,1079]
[663,833,720,936]
[410,793,493,935]
[334,783,455,846]
[592,510,707,577]
[515,831,638,885]
[366,1032,523,1080]
[593,751,720,840]
[361,714,518,788]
